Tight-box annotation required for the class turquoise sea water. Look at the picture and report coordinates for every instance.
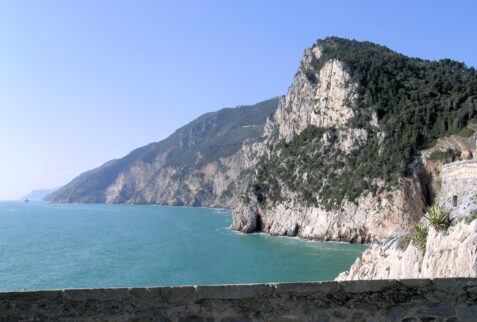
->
[0,201,366,291]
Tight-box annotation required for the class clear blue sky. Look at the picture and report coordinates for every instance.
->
[1,0,476,200]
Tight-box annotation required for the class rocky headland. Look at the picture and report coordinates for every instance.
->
[231,37,477,245]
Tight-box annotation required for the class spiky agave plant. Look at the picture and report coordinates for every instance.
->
[424,206,451,230]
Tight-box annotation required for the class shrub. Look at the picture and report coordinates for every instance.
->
[424,206,451,230]
[412,223,428,251]
[396,234,411,250]
[428,149,458,162]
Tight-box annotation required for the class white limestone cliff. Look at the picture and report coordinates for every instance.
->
[336,216,477,280]
[337,164,477,280]
[231,44,425,243]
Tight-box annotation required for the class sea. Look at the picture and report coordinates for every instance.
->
[0,201,367,291]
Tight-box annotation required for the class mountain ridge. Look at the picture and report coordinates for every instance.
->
[49,97,280,206]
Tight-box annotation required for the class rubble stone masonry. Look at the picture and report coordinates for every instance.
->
[1,278,477,321]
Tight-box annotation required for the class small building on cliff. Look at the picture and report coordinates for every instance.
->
[440,158,477,211]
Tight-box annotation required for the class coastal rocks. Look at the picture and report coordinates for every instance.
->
[337,158,477,280]
[229,200,260,233]
[336,217,477,280]
[232,177,424,243]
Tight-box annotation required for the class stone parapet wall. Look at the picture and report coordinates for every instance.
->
[440,160,477,209]
[1,278,477,321]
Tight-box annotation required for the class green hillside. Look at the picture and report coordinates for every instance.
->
[250,37,477,210]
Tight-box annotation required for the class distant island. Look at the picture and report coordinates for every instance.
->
[22,187,59,201]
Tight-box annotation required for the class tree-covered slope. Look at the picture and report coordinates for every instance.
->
[250,37,477,211]
[50,97,279,205]
[232,37,476,242]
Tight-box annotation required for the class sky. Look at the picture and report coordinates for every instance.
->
[1,0,476,200]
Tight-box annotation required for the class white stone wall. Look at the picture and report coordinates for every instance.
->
[440,160,477,210]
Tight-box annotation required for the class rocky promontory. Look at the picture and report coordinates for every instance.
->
[232,37,477,243]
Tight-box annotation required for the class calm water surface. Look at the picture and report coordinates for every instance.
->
[0,201,366,291]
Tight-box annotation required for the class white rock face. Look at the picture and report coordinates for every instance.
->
[231,177,424,243]
[231,43,425,243]
[336,217,477,280]
[266,48,357,142]
[105,148,248,208]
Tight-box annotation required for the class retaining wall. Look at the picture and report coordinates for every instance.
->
[1,278,477,321]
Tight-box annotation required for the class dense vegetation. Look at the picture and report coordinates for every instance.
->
[250,37,477,210]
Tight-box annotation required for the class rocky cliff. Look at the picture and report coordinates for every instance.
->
[231,37,477,243]
[49,98,279,207]
[337,154,477,280]
[336,199,477,280]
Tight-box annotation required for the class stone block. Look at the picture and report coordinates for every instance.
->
[457,305,477,321]
[63,288,130,302]
[220,317,252,322]
[195,284,272,300]
[0,290,62,302]
[387,306,407,320]
[311,311,329,322]
[332,310,347,319]
[340,279,397,293]
[178,316,214,322]
[416,304,456,316]
[159,286,196,303]
[129,287,164,302]
[273,281,341,296]
[432,277,476,291]
[398,279,432,289]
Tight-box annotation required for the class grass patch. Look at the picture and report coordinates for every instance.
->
[396,234,411,251]
[412,223,428,251]
[428,149,459,162]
